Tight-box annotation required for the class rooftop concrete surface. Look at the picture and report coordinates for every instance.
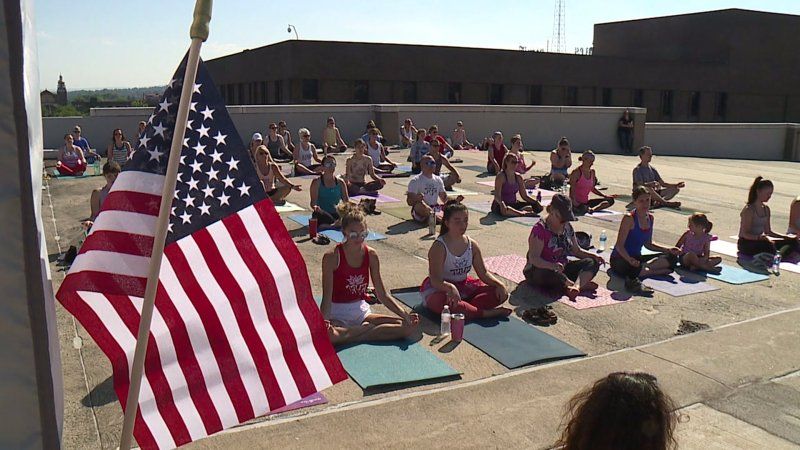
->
[43,147,799,448]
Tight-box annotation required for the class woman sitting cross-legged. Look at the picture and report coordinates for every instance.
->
[569,150,615,215]
[57,133,87,176]
[420,200,512,320]
[508,134,539,189]
[523,194,606,324]
[737,176,800,261]
[610,186,680,294]
[345,139,386,196]
[321,202,419,345]
[310,155,349,230]
[293,128,323,175]
[492,153,544,217]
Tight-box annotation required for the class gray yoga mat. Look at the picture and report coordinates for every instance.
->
[392,290,585,369]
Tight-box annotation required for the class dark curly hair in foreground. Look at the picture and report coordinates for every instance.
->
[556,372,678,450]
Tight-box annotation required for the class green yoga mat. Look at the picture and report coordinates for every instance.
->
[337,341,460,389]
[382,206,481,230]
[392,290,585,369]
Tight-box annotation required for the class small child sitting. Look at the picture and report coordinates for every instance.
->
[675,213,722,272]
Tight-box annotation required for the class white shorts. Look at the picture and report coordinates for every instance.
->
[329,300,372,327]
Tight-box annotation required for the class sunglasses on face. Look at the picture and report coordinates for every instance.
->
[424,160,437,167]
[346,231,369,241]
[323,161,336,168]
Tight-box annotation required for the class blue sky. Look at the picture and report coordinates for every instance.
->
[35,0,800,90]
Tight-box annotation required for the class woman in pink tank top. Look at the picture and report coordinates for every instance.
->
[568,150,616,215]
[320,202,419,345]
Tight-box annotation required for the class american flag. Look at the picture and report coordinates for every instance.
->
[56,55,346,449]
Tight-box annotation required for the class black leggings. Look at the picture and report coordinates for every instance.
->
[524,258,600,292]
[491,200,544,215]
[738,237,800,257]
[312,209,340,226]
[610,252,677,280]
[574,197,615,213]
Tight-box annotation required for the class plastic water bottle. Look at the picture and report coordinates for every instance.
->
[772,254,781,275]
[428,210,436,235]
[599,230,608,252]
[440,305,451,336]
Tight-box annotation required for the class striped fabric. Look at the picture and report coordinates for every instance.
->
[56,55,345,449]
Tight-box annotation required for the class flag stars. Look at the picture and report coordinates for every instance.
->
[213,131,227,146]
[179,211,192,224]
[225,157,239,171]
[158,98,172,113]
[198,202,211,215]
[209,149,223,163]
[197,124,211,138]
[201,185,215,198]
[152,122,167,138]
[192,83,202,94]
[186,120,194,130]
[200,106,215,121]
[218,192,231,206]
[189,160,203,173]
[148,146,164,162]
[206,167,219,181]
[183,137,190,148]
[221,175,235,189]
[182,193,196,209]
[138,135,150,149]
[237,182,251,197]
[187,177,199,191]
[190,101,198,112]
[192,142,207,156]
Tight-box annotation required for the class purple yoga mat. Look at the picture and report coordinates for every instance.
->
[268,392,328,415]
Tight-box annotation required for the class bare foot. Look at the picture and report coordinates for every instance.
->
[483,307,513,318]
[566,287,580,302]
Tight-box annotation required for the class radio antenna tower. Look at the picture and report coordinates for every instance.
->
[551,0,566,53]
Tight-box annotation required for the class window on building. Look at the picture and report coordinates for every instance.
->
[354,80,369,103]
[633,89,644,107]
[274,80,283,104]
[530,85,543,105]
[661,90,673,116]
[401,81,417,103]
[490,84,504,105]
[602,88,612,107]
[565,86,578,106]
[448,82,462,104]
[689,91,701,117]
[260,82,268,104]
[715,92,727,118]
[219,84,227,102]
[237,84,245,105]
[302,79,319,103]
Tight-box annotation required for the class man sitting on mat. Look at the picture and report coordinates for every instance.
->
[429,139,461,191]
[407,155,463,224]
[632,146,684,209]
[345,139,386,196]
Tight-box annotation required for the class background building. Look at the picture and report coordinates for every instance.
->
[206,8,800,123]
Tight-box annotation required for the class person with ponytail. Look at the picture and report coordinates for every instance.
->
[675,213,721,272]
[420,200,512,321]
[321,202,419,345]
[492,153,544,217]
[569,150,616,215]
[738,176,800,259]
[610,186,680,294]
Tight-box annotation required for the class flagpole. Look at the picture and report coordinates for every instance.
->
[118,1,212,449]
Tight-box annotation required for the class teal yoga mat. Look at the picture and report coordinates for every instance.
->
[704,264,769,284]
[392,290,585,369]
[336,341,460,389]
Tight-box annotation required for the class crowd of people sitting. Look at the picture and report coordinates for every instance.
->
[66,113,799,345]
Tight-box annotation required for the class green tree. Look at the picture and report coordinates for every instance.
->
[43,104,83,117]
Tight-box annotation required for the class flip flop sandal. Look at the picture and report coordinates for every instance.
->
[522,307,557,326]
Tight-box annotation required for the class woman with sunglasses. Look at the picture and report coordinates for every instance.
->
[611,186,680,294]
[492,153,543,217]
[293,128,324,175]
[322,202,420,345]
[278,120,295,153]
[310,155,348,229]
[523,194,605,324]
[252,137,302,205]
[106,128,132,167]
[322,116,348,153]
[421,200,512,320]
[345,139,386,196]
[429,139,461,190]
[265,122,293,162]
[366,128,398,173]
[549,137,572,185]
[569,150,616,215]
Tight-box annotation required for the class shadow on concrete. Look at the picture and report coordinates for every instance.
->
[386,220,423,236]
[82,376,117,407]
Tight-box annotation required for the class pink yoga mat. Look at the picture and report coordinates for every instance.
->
[269,392,328,415]
[484,254,630,309]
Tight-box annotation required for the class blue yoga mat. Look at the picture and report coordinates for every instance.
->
[337,341,460,389]
[321,229,386,243]
[392,290,585,369]
[288,214,312,226]
[704,264,769,285]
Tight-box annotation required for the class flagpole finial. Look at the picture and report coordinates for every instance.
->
[190,0,213,41]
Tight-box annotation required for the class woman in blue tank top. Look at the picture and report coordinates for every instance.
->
[310,155,349,228]
[610,186,680,294]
